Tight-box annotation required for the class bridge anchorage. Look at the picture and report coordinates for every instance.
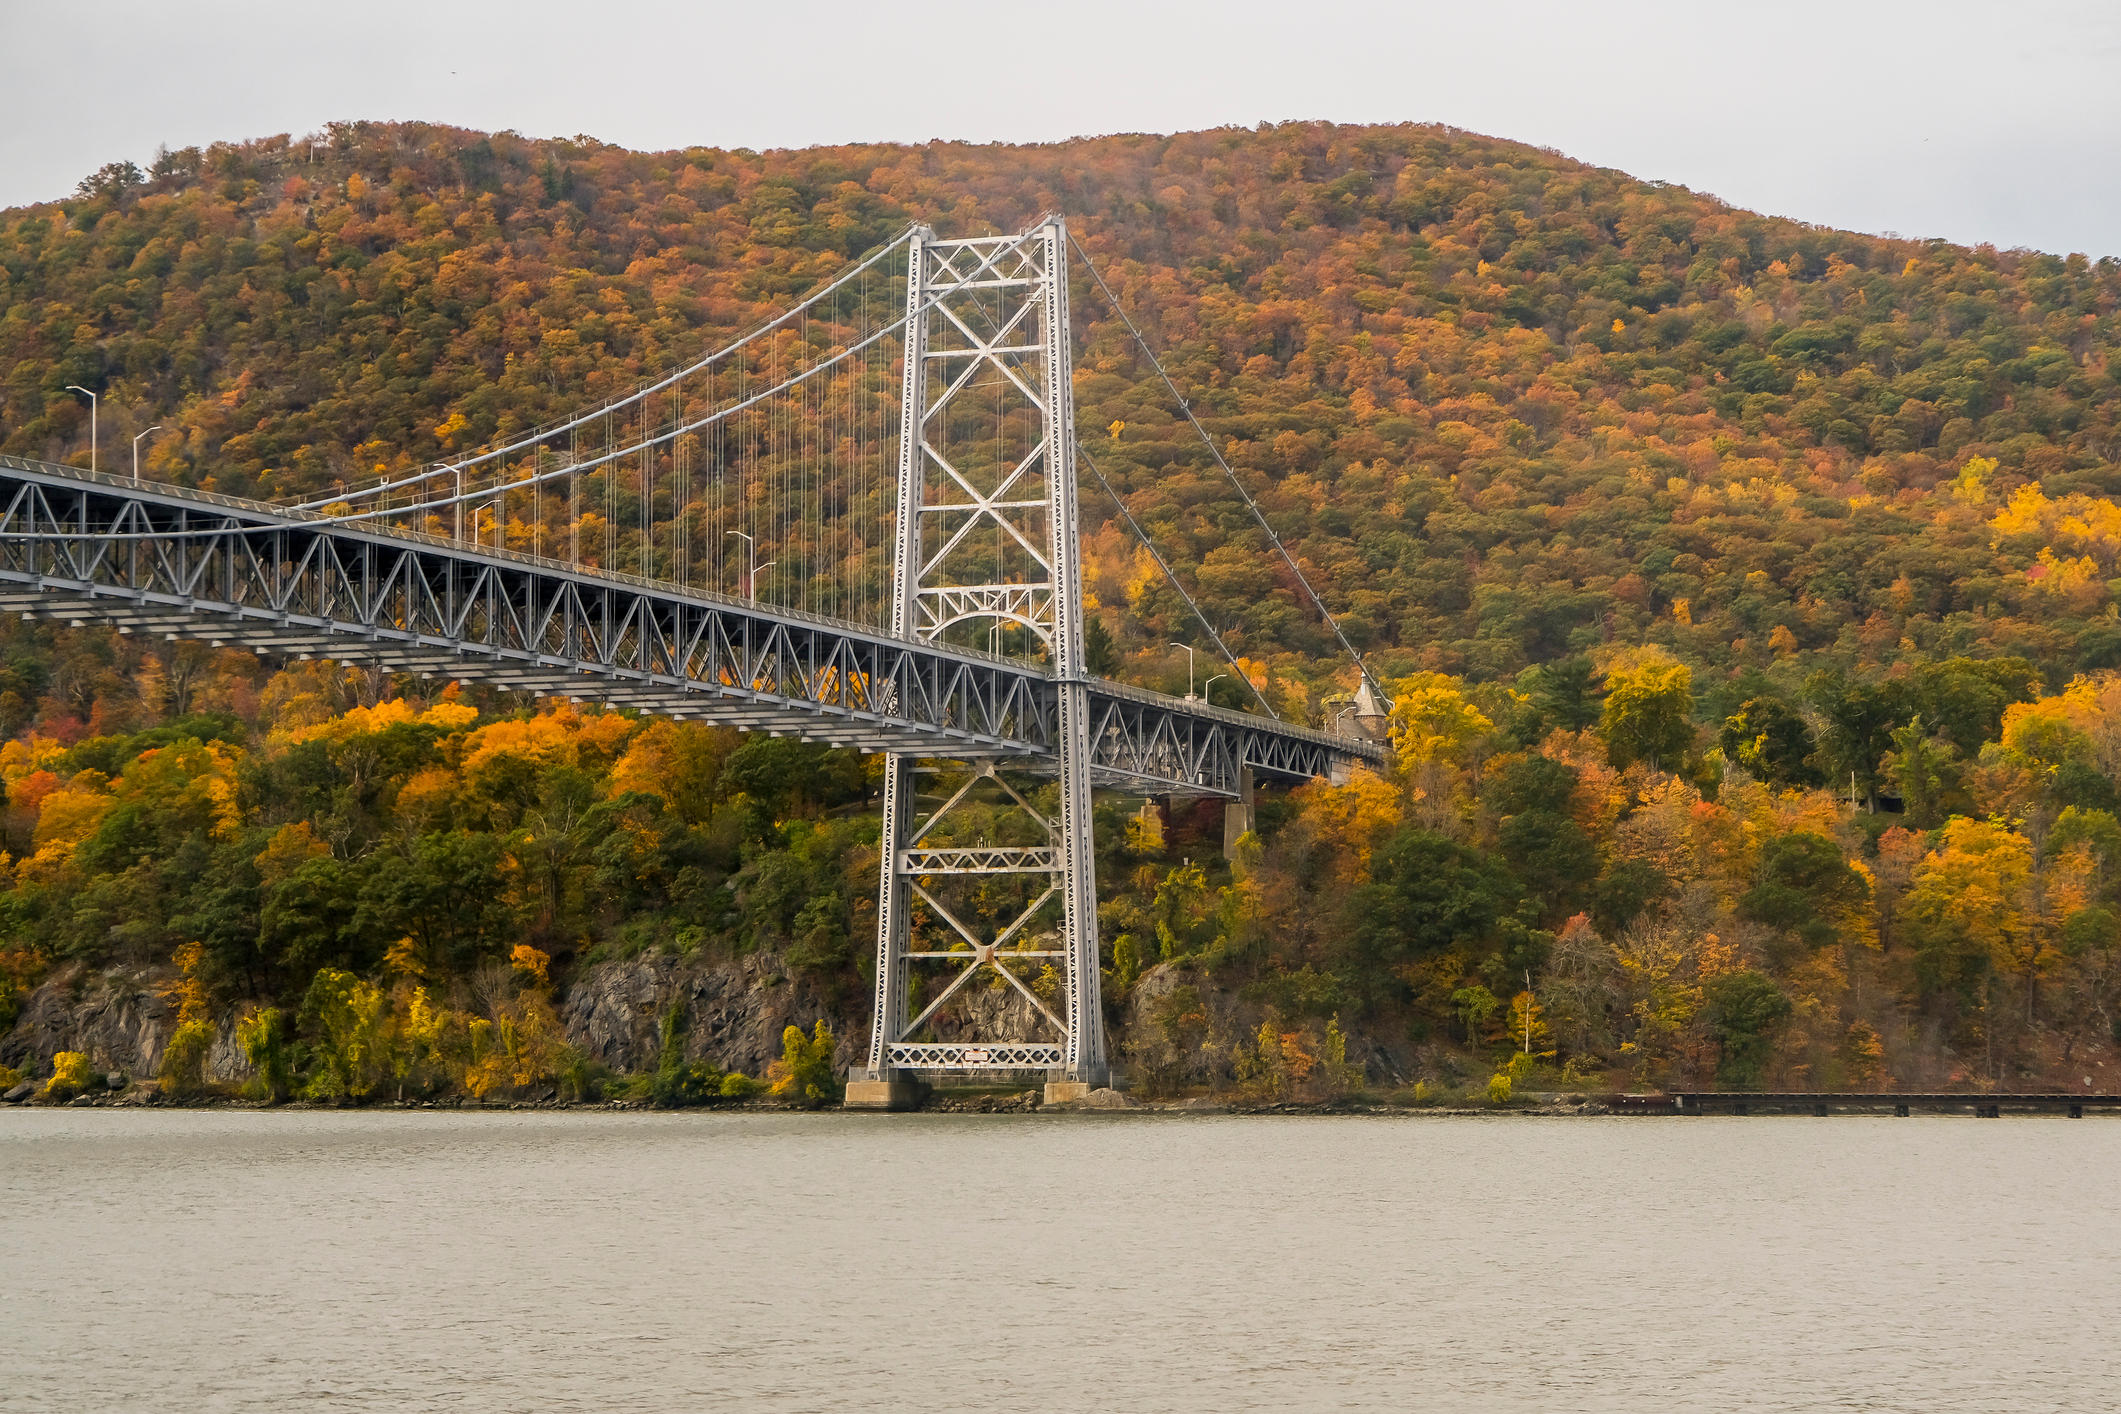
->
[0,214,1383,1106]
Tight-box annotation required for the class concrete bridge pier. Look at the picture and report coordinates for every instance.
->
[1222,766,1255,860]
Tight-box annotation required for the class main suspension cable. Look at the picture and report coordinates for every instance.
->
[293,225,919,511]
[1068,232,1385,703]
[314,299,933,527]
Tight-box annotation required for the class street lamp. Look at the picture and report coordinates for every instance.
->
[64,386,96,474]
[1168,641,1197,699]
[750,561,776,601]
[1203,673,1228,705]
[726,531,760,602]
[132,425,163,484]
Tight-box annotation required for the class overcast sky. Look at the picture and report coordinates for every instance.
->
[4,0,2117,256]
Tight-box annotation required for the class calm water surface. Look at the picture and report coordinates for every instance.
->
[2,1109,2115,1412]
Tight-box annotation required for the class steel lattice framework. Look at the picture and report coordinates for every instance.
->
[0,218,1385,1092]
[0,454,1375,789]
[865,221,1116,1086]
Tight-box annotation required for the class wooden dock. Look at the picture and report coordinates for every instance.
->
[1609,1092,2121,1117]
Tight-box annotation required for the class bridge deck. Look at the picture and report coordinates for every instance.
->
[0,456,1384,795]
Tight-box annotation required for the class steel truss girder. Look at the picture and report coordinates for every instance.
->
[0,456,1066,756]
[0,456,1379,788]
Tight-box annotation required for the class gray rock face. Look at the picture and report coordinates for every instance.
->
[0,964,253,1085]
[559,951,854,1079]
[2,952,859,1089]
[1,965,173,1078]
[3,1081,32,1103]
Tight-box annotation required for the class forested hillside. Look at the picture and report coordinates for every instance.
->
[3,120,2121,1103]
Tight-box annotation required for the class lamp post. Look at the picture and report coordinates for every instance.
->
[726,531,758,602]
[1168,641,1197,699]
[64,386,97,474]
[750,561,776,601]
[1203,672,1228,706]
[131,425,162,484]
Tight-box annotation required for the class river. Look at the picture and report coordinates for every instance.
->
[3,1108,2114,1411]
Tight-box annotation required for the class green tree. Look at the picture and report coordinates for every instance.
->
[1806,671,1906,810]
[236,1006,292,1103]
[2051,807,2121,893]
[722,738,865,821]
[1350,829,1520,977]
[1703,970,1792,1089]
[1600,658,1694,771]
[1523,656,1600,734]
[646,1001,724,1107]
[1084,616,1120,676]
[1497,810,1596,920]
[1906,657,2039,752]
[159,1019,213,1097]
[1718,696,1820,788]
[1592,858,1668,935]
[1488,756,1579,816]
[1152,862,1218,960]
[1450,984,1501,1042]
[356,830,510,975]
[298,968,390,1101]
[1739,831,1870,956]
[1882,716,1961,828]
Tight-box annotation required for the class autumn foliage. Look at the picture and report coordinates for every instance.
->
[1,120,2121,1095]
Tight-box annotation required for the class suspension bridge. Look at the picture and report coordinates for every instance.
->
[7,217,1387,1104]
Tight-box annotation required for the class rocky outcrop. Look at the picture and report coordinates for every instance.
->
[0,951,852,1087]
[2,964,171,1079]
[0,964,253,1083]
[559,950,853,1078]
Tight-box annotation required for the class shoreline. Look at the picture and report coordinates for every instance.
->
[7,1089,2111,1118]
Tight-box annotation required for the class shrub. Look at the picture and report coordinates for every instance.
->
[1319,1015,1364,1099]
[300,968,390,1101]
[236,1007,292,1103]
[43,1051,94,1099]
[1486,1072,1513,1104]
[718,1072,766,1099]
[768,1020,837,1107]
[160,1018,216,1097]
[645,1002,726,1107]
[556,1049,608,1104]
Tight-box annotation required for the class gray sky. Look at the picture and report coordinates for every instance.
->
[4,0,2117,256]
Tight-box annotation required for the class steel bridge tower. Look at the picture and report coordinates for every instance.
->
[850,218,1108,1106]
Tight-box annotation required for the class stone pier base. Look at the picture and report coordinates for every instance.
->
[843,1075,924,1110]
[1043,1081,1093,1105]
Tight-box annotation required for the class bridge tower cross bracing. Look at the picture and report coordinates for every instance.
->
[859,217,1109,1098]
